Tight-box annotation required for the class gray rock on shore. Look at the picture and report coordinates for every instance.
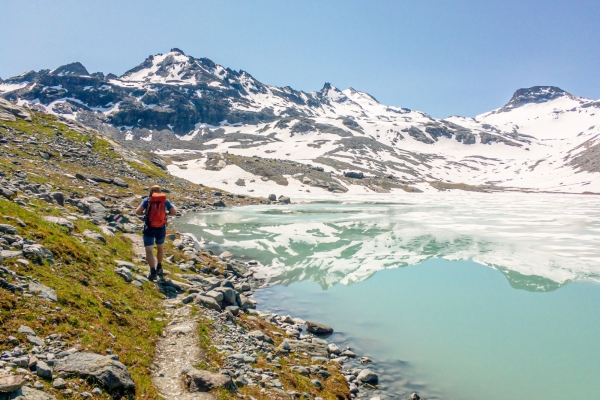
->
[357,369,379,385]
[306,320,334,334]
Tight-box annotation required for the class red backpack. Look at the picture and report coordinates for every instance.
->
[146,193,168,228]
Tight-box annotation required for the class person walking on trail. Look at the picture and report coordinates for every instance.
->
[136,185,177,281]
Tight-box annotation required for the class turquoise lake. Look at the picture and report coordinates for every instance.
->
[175,192,600,399]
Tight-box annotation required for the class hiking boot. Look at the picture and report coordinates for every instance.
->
[156,263,164,277]
[147,268,157,281]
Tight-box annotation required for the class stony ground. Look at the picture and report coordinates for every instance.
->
[0,101,422,400]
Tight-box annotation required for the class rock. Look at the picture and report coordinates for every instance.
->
[306,321,333,335]
[0,224,17,235]
[359,356,372,364]
[23,244,53,264]
[52,378,67,389]
[43,216,74,232]
[344,171,364,179]
[114,267,132,283]
[0,187,16,199]
[91,387,102,395]
[287,340,329,358]
[228,353,257,364]
[83,229,106,243]
[328,343,341,355]
[5,386,56,399]
[50,192,65,206]
[194,295,222,311]
[205,290,224,302]
[0,98,31,121]
[27,335,45,347]
[36,360,53,379]
[311,379,322,388]
[29,282,58,302]
[278,196,291,204]
[408,394,421,400]
[113,260,136,269]
[0,374,25,393]
[291,366,310,376]
[214,287,236,304]
[238,294,256,310]
[268,194,277,201]
[340,349,357,358]
[181,294,197,304]
[17,325,36,336]
[112,178,128,188]
[90,177,113,184]
[184,369,236,392]
[220,251,233,260]
[225,305,240,315]
[356,369,378,385]
[248,330,274,344]
[75,173,87,180]
[54,352,135,392]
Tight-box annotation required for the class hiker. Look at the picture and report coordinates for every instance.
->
[135,185,177,281]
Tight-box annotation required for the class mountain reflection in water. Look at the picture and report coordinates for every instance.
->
[174,192,600,292]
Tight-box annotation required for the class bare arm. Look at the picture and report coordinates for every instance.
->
[135,206,146,216]
[168,206,177,216]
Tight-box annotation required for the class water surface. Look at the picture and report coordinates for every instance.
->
[174,192,600,399]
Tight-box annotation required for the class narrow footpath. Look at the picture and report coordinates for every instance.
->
[126,234,213,400]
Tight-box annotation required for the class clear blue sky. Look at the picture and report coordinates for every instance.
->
[1,0,598,118]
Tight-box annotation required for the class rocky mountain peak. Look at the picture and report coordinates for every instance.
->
[50,62,89,76]
[504,86,571,109]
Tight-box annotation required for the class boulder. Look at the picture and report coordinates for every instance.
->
[409,394,421,400]
[306,321,334,335]
[54,352,135,392]
[112,178,128,188]
[29,282,57,302]
[356,369,378,385]
[205,290,224,302]
[287,340,329,358]
[0,374,25,393]
[90,177,113,184]
[27,335,45,347]
[5,386,56,399]
[43,216,74,232]
[194,295,222,311]
[214,287,236,304]
[278,196,291,204]
[344,171,364,179]
[220,251,233,260]
[184,369,235,392]
[114,267,132,283]
[17,325,36,336]
[268,194,277,201]
[83,230,106,243]
[23,244,54,264]
[0,187,16,199]
[51,192,65,206]
[36,360,53,379]
[0,224,17,235]
[248,330,274,344]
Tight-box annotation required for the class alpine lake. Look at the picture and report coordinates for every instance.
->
[173,192,600,400]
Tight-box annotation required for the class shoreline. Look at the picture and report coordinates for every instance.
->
[171,219,423,400]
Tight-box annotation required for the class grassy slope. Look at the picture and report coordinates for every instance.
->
[0,110,349,400]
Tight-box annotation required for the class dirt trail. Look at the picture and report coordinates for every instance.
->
[125,234,212,399]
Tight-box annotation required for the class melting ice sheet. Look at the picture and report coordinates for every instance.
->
[174,192,600,292]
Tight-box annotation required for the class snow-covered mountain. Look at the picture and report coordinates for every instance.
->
[1,48,599,195]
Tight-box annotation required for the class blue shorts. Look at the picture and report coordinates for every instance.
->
[143,226,166,247]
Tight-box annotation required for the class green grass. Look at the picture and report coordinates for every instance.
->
[0,198,167,399]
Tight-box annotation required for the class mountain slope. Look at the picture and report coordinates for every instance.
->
[1,49,599,195]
